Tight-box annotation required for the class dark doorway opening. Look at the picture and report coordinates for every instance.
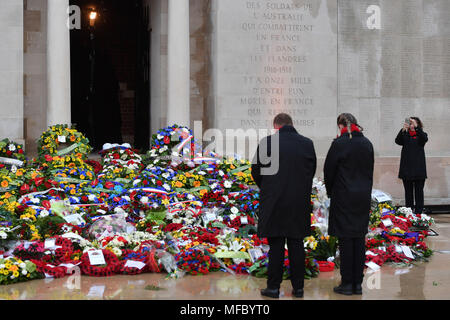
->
[69,0,150,152]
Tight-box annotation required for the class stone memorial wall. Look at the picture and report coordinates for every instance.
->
[210,0,338,157]
[337,0,450,204]
[209,0,450,204]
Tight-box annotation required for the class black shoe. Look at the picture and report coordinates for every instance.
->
[333,283,353,295]
[353,283,362,295]
[260,288,279,298]
[292,289,304,298]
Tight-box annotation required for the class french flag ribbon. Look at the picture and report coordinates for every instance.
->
[193,157,220,163]
[70,203,104,207]
[167,200,203,216]
[176,135,193,152]
[128,187,169,195]
[18,188,65,204]
[167,200,203,208]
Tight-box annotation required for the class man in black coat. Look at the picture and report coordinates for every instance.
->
[395,117,428,214]
[251,113,317,298]
[324,113,374,295]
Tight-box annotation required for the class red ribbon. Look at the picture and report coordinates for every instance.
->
[340,124,361,135]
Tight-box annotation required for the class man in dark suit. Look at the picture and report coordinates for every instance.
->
[251,113,317,299]
[324,113,374,295]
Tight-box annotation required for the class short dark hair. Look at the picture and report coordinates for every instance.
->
[273,113,293,127]
[410,117,424,128]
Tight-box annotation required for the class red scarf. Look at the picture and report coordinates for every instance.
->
[409,130,417,139]
[340,124,361,135]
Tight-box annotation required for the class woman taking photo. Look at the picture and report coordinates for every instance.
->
[395,117,428,214]
[324,113,374,296]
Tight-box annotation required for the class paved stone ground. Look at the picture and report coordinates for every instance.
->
[0,214,449,300]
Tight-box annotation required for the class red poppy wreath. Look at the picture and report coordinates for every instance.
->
[80,249,120,277]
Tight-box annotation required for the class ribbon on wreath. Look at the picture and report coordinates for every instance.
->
[80,249,120,277]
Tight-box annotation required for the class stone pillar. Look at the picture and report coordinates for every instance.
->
[167,0,190,127]
[0,0,24,144]
[46,0,71,127]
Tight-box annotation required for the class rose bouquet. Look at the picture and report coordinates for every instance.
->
[87,214,132,240]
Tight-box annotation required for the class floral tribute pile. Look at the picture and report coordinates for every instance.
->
[0,124,435,285]
[364,204,434,269]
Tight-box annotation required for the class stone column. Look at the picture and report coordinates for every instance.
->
[46,0,71,127]
[0,0,24,144]
[167,0,190,127]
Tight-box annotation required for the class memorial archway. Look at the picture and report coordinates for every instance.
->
[69,0,150,151]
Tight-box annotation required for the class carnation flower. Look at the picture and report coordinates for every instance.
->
[40,210,49,217]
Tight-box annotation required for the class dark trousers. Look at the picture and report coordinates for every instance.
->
[338,237,366,285]
[402,179,425,214]
[267,237,305,291]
